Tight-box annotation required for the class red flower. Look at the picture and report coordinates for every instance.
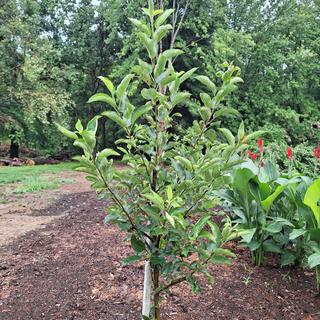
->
[258,138,264,153]
[314,145,320,159]
[247,150,258,161]
[287,147,293,160]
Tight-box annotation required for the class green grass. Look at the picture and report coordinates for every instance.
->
[13,177,61,194]
[0,162,75,185]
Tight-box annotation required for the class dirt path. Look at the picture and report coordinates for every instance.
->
[0,171,91,246]
[0,187,319,319]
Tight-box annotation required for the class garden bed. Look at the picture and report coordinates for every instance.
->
[0,190,319,319]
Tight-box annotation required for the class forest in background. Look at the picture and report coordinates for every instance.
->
[1,0,319,173]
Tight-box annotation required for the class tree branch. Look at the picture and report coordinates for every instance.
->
[170,0,191,48]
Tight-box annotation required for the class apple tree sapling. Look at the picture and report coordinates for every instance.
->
[58,1,255,319]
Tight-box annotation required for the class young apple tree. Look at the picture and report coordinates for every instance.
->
[58,1,253,319]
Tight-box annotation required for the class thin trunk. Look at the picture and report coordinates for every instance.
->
[153,266,161,320]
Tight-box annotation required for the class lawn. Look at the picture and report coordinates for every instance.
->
[0,162,76,201]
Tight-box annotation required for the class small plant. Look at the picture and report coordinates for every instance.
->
[57,2,262,318]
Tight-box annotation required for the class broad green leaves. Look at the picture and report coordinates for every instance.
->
[304,178,320,226]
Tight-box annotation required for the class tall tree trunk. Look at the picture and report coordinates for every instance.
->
[9,129,19,158]
[9,139,19,158]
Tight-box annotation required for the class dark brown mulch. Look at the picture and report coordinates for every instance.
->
[0,191,319,320]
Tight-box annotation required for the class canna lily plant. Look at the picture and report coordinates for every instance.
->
[57,2,258,319]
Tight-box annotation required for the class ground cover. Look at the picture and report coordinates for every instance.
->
[0,166,319,319]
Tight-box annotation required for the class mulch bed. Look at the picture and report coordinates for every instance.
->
[0,191,319,320]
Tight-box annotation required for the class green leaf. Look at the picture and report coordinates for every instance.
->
[213,107,240,120]
[159,73,176,86]
[289,228,306,240]
[261,185,286,212]
[137,33,157,59]
[195,75,216,94]
[237,121,245,143]
[218,128,235,146]
[116,74,134,101]
[123,255,141,265]
[175,156,192,171]
[150,256,165,267]
[191,215,211,240]
[213,248,236,257]
[162,49,184,60]
[186,275,201,293]
[238,228,256,243]
[281,251,296,267]
[241,131,266,144]
[131,234,146,253]
[75,119,83,132]
[165,212,175,227]
[200,107,211,121]
[171,92,190,107]
[87,93,117,109]
[86,115,101,134]
[141,88,158,100]
[210,255,232,265]
[263,240,281,253]
[304,178,320,226]
[56,124,78,140]
[200,92,212,108]
[131,104,152,124]
[230,76,243,85]
[129,18,150,35]
[154,54,167,78]
[155,9,174,28]
[153,24,172,43]
[308,252,320,268]
[166,185,173,201]
[102,111,127,129]
[143,191,164,210]
[98,76,114,94]
[97,148,119,161]
[180,68,198,83]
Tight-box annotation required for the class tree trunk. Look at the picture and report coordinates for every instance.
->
[153,266,161,320]
[9,139,19,158]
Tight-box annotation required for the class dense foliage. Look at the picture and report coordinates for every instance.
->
[1,0,319,168]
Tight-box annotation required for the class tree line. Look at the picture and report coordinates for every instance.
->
[1,0,319,167]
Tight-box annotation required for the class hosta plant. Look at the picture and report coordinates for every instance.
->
[58,2,257,319]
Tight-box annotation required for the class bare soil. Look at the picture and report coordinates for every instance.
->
[0,175,319,319]
[0,171,91,246]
